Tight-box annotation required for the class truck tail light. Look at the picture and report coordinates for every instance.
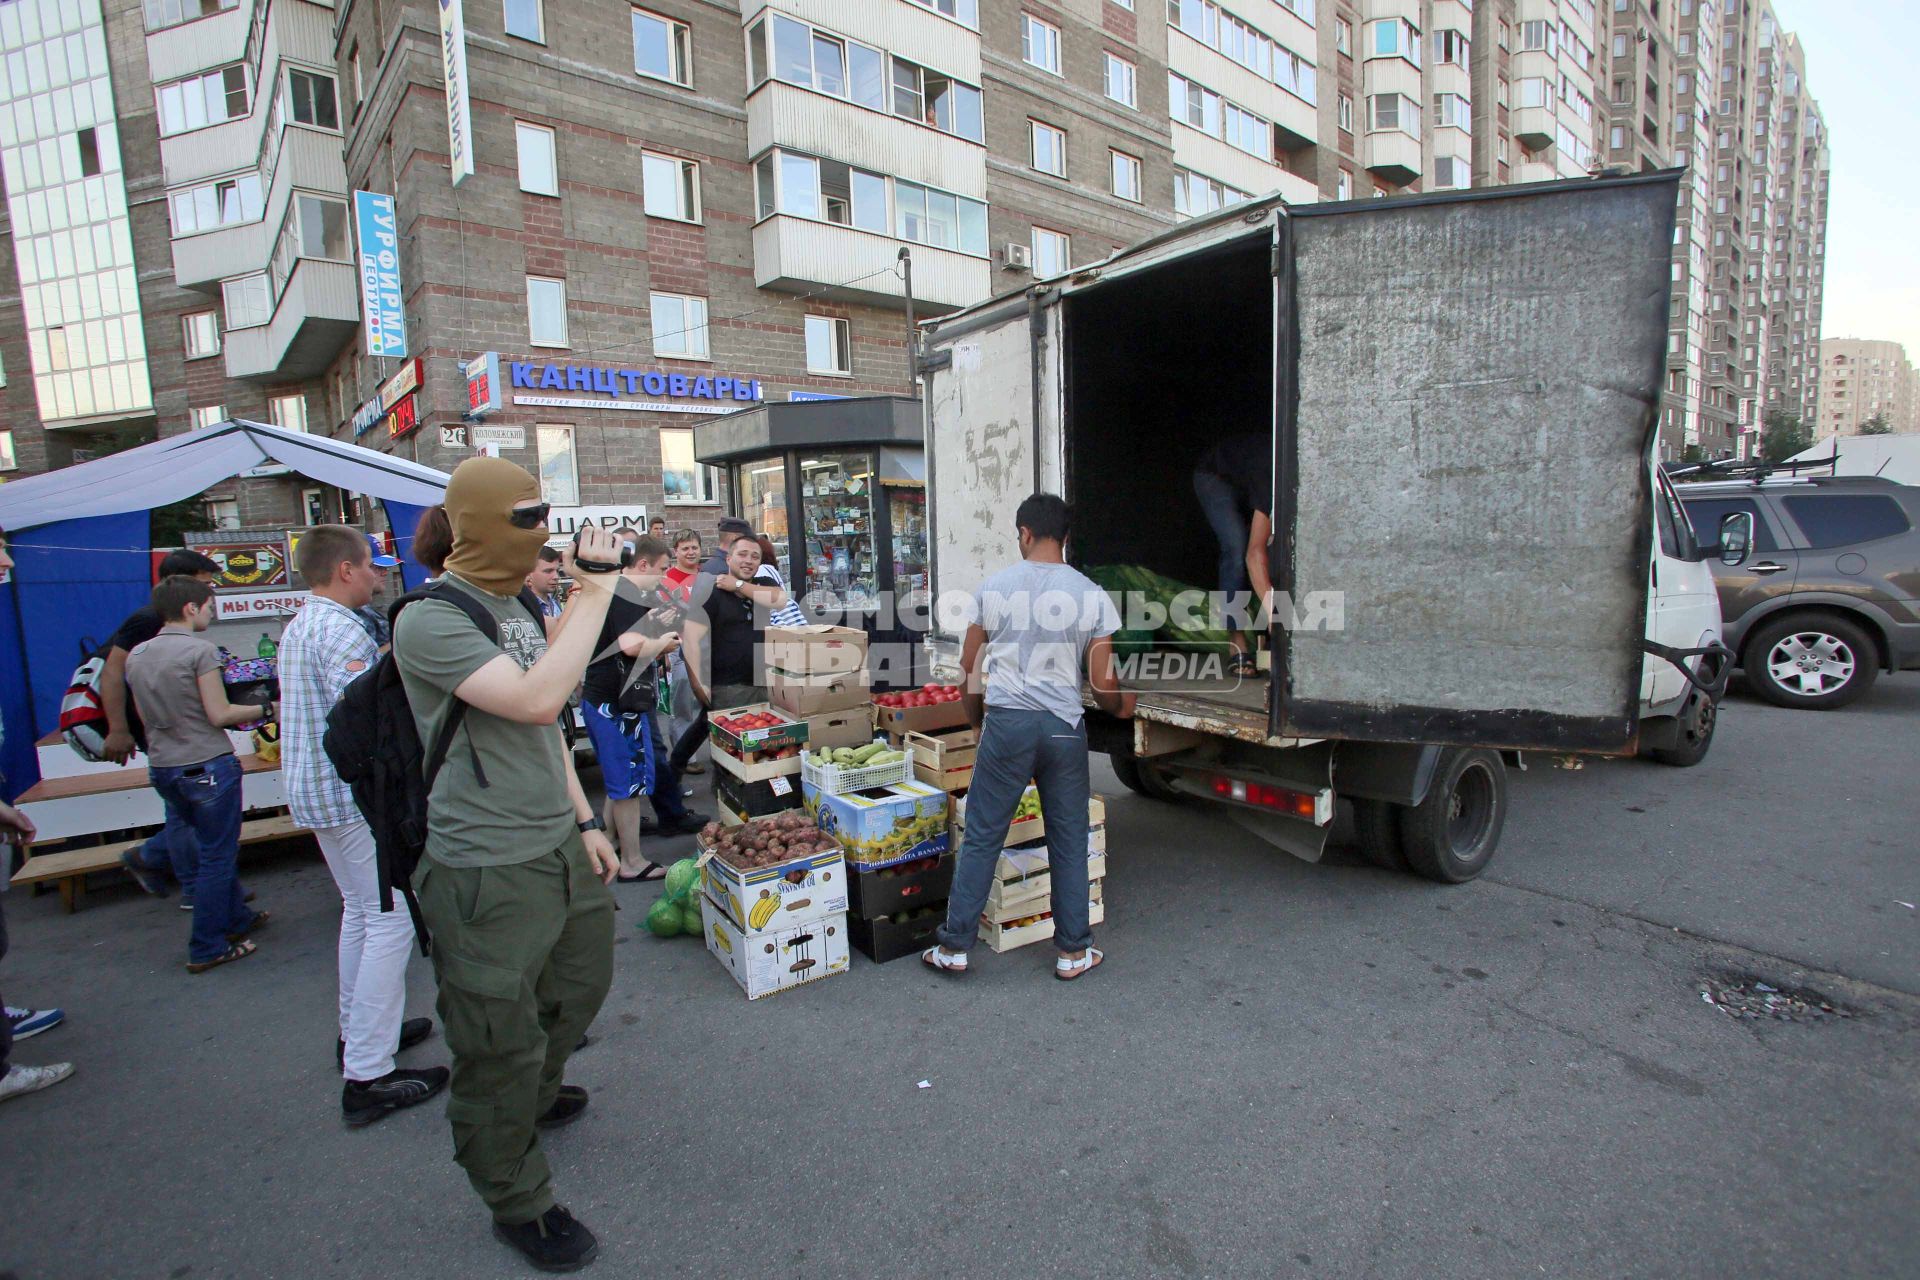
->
[1209,775,1321,820]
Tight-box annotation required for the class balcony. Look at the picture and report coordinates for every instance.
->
[143,4,249,86]
[746,80,985,200]
[752,215,988,313]
[1511,105,1556,149]
[1171,126,1295,204]
[224,258,359,381]
[172,131,346,290]
[1364,130,1421,184]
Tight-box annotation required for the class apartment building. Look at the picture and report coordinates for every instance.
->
[1818,339,1916,439]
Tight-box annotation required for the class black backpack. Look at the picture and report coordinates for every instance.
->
[323,581,547,954]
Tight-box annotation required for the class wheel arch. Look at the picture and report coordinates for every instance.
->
[1736,598,1894,673]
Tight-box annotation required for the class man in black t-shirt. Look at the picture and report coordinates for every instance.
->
[669,532,789,774]
[578,536,709,876]
[1191,435,1273,676]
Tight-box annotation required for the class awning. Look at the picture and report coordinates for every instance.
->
[693,395,922,466]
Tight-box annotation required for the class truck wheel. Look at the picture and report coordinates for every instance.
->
[1745,612,1880,710]
[1398,748,1506,884]
[1110,753,1181,802]
[1643,688,1717,767]
[1351,800,1409,872]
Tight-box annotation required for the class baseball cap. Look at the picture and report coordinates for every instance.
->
[716,517,753,538]
[366,534,400,568]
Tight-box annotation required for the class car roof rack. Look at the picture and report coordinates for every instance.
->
[1663,451,1839,485]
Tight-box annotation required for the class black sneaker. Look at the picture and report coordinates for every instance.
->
[537,1085,589,1129]
[661,811,712,836]
[341,1066,449,1127]
[336,1016,435,1069]
[493,1205,599,1272]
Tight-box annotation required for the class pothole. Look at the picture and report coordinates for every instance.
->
[1699,973,1862,1023]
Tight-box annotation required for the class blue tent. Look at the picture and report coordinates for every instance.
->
[0,420,447,801]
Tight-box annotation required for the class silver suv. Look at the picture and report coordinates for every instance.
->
[1677,476,1920,709]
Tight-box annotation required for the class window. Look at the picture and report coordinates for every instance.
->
[1169,1,1318,105]
[270,393,307,433]
[206,499,241,529]
[76,128,100,177]
[1110,150,1142,202]
[287,69,339,130]
[349,44,364,105]
[504,0,543,42]
[1336,169,1353,200]
[1432,156,1468,189]
[1105,53,1137,108]
[1611,125,1626,149]
[1335,19,1351,55]
[1520,20,1556,57]
[536,425,579,507]
[1682,497,1778,552]
[156,66,250,136]
[1369,19,1421,66]
[1223,102,1269,159]
[1436,29,1468,67]
[1337,93,1353,131]
[1516,77,1549,108]
[527,276,569,347]
[190,404,226,430]
[906,0,979,23]
[1022,15,1061,75]
[223,273,271,329]
[1031,226,1069,277]
[661,428,718,504]
[1029,119,1065,175]
[1781,495,1911,548]
[296,195,349,261]
[1368,93,1420,139]
[632,7,691,85]
[169,174,265,235]
[142,0,238,32]
[1432,93,1470,131]
[516,122,558,195]
[894,178,987,255]
[182,311,220,359]
[649,292,710,359]
[642,152,700,221]
[1172,169,1249,217]
[805,315,851,375]
[0,430,14,472]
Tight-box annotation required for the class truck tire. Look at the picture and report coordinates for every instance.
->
[1351,799,1410,872]
[1643,688,1717,767]
[1110,753,1182,802]
[1397,748,1506,884]
[1744,611,1880,710]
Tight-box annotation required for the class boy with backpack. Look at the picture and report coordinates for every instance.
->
[279,525,446,1126]
[387,458,622,1272]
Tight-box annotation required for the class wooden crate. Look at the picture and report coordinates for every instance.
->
[10,811,311,913]
[985,853,1108,922]
[981,894,1106,953]
[907,727,977,793]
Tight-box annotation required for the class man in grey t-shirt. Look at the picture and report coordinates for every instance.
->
[924,493,1135,982]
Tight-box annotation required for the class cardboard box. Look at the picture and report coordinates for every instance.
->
[702,844,848,936]
[708,703,807,755]
[846,851,954,921]
[981,896,1106,953]
[803,780,950,869]
[716,769,804,822]
[848,910,945,964]
[764,625,868,677]
[702,896,850,999]
[711,744,802,785]
[769,670,872,716]
[874,700,969,739]
[803,706,873,751]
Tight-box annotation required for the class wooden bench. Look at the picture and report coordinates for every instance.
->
[10,812,312,913]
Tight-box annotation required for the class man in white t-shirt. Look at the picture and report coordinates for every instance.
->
[924,493,1135,982]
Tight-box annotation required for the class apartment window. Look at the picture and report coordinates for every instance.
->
[1612,33,1626,58]
[1432,93,1470,131]
[156,66,250,136]
[142,0,238,32]
[805,315,851,376]
[295,195,350,261]
[1368,94,1420,139]
[1498,20,1509,50]
[0,430,14,472]
[772,152,891,235]
[1170,1,1318,106]
[1432,156,1468,190]
[536,425,579,506]
[1335,19,1351,55]
[349,44,364,105]
[1108,0,1132,9]
[907,60,985,142]
[642,152,700,221]
[1105,53,1137,108]
[516,122,558,195]
[1029,120,1066,175]
[1110,150,1142,202]
[169,174,264,235]
[504,0,544,42]
[527,276,569,347]
[182,311,221,359]
[270,393,307,433]
[633,7,691,85]
[649,292,710,359]
[1337,93,1353,132]
[1336,170,1352,200]
[1515,77,1549,109]
[1369,19,1421,66]
[1436,29,1468,67]
[1223,102,1269,160]
[1612,125,1626,149]
[76,128,101,177]
[287,69,339,130]
[1031,226,1069,277]
[190,404,226,431]
[1519,21,1556,57]
[894,178,988,255]
[661,428,719,504]
[1022,15,1061,74]
[222,273,271,329]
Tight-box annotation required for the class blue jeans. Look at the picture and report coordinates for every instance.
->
[150,755,254,963]
[1192,467,1249,597]
[131,791,201,890]
[938,708,1094,955]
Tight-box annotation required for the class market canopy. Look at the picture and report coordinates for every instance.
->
[1789,434,1920,487]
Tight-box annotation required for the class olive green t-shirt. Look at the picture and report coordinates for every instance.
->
[393,574,573,867]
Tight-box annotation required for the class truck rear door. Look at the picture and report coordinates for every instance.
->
[1271,173,1682,753]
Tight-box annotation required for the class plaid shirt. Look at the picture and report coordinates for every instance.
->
[279,595,380,829]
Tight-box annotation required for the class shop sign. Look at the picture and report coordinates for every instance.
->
[353,191,407,357]
[545,505,649,541]
[439,0,473,185]
[192,539,290,589]
[788,391,849,402]
[507,361,763,415]
[352,358,424,438]
[465,351,501,418]
[214,591,311,620]
[471,425,525,448]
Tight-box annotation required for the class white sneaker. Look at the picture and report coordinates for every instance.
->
[0,1062,75,1103]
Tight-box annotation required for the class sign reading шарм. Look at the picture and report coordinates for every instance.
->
[506,360,764,415]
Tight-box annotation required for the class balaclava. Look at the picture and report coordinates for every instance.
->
[441,456,550,596]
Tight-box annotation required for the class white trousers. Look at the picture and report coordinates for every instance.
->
[314,821,415,1082]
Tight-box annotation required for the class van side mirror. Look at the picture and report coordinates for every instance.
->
[1717,511,1753,567]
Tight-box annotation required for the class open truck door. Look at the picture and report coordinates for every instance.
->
[1270,173,1681,754]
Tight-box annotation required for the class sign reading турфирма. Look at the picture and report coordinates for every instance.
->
[507,360,765,414]
[354,191,406,357]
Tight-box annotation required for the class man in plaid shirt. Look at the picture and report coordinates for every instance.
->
[280,526,448,1127]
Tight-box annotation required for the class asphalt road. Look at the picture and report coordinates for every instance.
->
[3,680,1915,1279]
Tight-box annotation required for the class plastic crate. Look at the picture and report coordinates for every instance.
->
[801,739,913,794]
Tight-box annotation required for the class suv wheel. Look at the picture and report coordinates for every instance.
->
[1746,612,1880,710]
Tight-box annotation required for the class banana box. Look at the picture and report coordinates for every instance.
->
[702,896,851,1000]
[702,846,848,938]
[803,779,950,870]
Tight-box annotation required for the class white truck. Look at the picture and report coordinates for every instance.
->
[917,172,1747,883]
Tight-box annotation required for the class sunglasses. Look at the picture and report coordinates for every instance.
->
[508,503,551,529]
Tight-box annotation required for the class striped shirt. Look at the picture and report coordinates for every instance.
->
[279,595,380,830]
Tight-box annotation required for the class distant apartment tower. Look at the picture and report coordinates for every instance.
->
[1468,0,1603,189]
[1818,340,1916,439]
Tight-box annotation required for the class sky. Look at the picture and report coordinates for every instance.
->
[1770,1,1920,355]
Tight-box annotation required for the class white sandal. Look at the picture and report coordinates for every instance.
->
[921,946,969,974]
[1055,948,1104,981]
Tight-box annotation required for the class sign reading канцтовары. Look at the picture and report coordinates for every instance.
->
[508,360,764,415]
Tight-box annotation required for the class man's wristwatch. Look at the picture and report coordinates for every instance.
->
[577,817,606,834]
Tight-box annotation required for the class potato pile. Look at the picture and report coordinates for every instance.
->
[701,810,839,869]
